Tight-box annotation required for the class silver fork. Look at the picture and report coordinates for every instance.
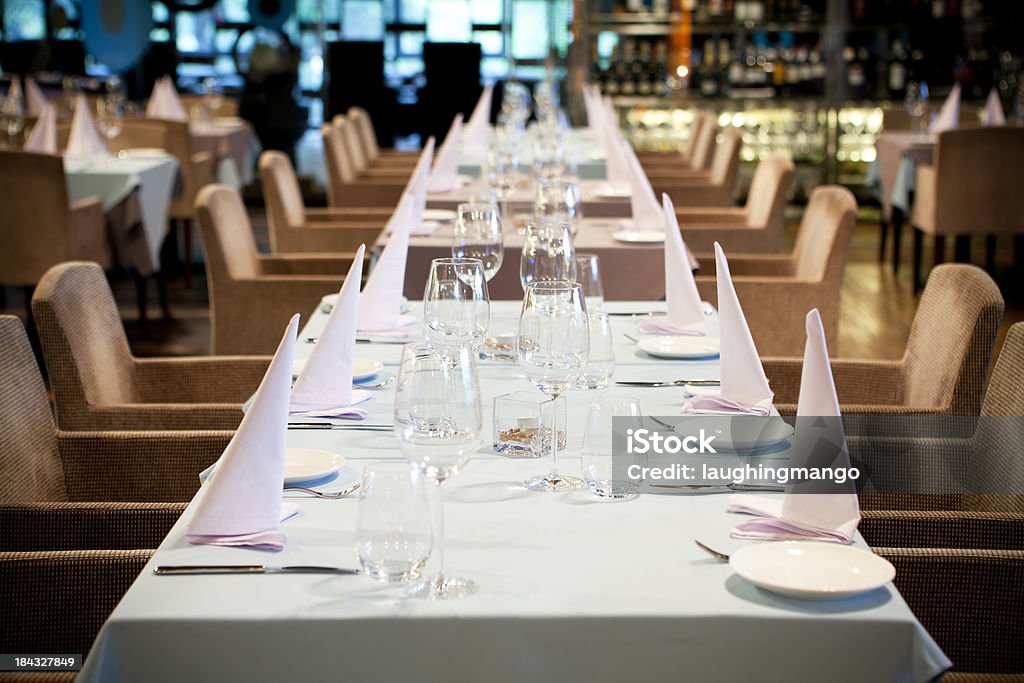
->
[283,483,361,499]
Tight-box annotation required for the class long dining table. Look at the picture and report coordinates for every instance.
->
[78,300,949,683]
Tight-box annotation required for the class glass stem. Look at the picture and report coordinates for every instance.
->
[431,479,446,578]
[548,392,560,480]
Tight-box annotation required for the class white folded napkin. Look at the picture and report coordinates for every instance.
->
[410,136,435,217]
[359,195,416,333]
[728,308,860,544]
[187,315,302,551]
[64,94,108,157]
[23,102,57,154]
[682,243,773,415]
[463,85,493,154]
[2,77,23,115]
[428,114,462,193]
[24,76,46,115]
[146,75,188,122]
[982,87,1007,126]
[582,84,602,130]
[292,245,372,418]
[638,194,706,336]
[930,83,960,134]
[601,100,630,184]
[622,138,666,231]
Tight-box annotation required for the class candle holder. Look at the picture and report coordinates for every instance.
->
[493,392,566,458]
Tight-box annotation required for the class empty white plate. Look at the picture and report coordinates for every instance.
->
[613,231,666,244]
[284,448,346,485]
[292,357,383,381]
[730,542,896,600]
[422,208,457,222]
[321,294,410,314]
[637,336,720,359]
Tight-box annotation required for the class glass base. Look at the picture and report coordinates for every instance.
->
[406,573,478,600]
[524,473,587,492]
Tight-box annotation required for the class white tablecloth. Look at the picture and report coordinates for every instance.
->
[457,126,608,180]
[190,118,261,188]
[78,301,949,683]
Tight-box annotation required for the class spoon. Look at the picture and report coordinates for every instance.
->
[694,539,730,562]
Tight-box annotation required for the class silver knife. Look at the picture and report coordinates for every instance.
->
[287,423,393,431]
[155,565,361,575]
[615,379,721,387]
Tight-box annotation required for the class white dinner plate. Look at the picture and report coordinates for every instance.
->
[284,448,346,485]
[321,294,411,314]
[612,230,666,244]
[729,542,896,601]
[422,208,457,222]
[593,185,632,199]
[637,336,720,359]
[292,357,383,381]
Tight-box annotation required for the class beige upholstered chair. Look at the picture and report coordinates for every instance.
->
[638,111,710,169]
[108,119,167,153]
[196,184,360,354]
[695,186,857,356]
[321,123,405,208]
[653,127,743,207]
[331,114,412,179]
[765,264,1004,415]
[910,127,1024,289]
[346,106,418,165]
[258,150,390,253]
[179,94,240,119]
[0,151,108,292]
[32,262,271,431]
[676,155,794,253]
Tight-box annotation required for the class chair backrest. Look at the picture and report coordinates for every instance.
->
[258,150,307,251]
[178,94,240,119]
[683,111,706,158]
[933,127,1024,235]
[709,127,742,188]
[744,154,794,229]
[688,118,717,171]
[902,264,1004,414]
[31,262,140,425]
[0,316,66,503]
[792,185,857,283]
[0,150,74,285]
[982,323,1024,416]
[348,106,380,161]
[321,123,356,206]
[109,119,167,153]
[194,184,262,282]
[333,114,369,172]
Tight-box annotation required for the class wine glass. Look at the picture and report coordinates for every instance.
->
[452,203,503,282]
[202,76,225,118]
[355,461,433,584]
[581,396,644,499]
[423,257,490,363]
[518,281,590,491]
[95,96,123,142]
[576,254,605,312]
[532,132,566,182]
[535,179,582,236]
[394,343,482,599]
[905,81,929,134]
[520,220,577,292]
[483,143,520,200]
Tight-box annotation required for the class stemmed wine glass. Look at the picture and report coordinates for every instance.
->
[394,343,482,598]
[532,132,567,182]
[518,281,590,491]
[452,203,503,282]
[905,81,929,134]
[535,179,582,236]
[95,95,123,143]
[520,221,577,292]
[423,257,490,364]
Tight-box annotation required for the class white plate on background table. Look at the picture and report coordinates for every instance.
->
[612,230,666,244]
[284,448,346,485]
[637,336,720,359]
[292,357,383,382]
[593,185,632,199]
[729,542,895,601]
[321,294,411,314]
[422,208,457,222]
[118,148,169,158]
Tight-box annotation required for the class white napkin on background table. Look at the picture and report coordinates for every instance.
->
[360,195,417,333]
[65,94,108,157]
[23,102,57,154]
[428,114,462,193]
[411,136,435,217]
[930,83,960,134]
[623,138,666,231]
[463,85,493,154]
[982,87,1007,126]
[2,77,23,115]
[146,75,188,122]
[24,76,46,115]
[187,315,301,551]
[728,308,861,544]
[601,99,630,184]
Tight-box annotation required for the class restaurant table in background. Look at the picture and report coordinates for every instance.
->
[190,117,261,189]
[456,126,608,180]
[427,178,631,218]
[866,131,935,270]
[78,301,949,683]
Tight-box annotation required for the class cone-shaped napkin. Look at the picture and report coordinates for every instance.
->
[65,94,108,157]
[682,243,772,415]
[359,195,417,333]
[23,102,57,154]
[638,194,707,335]
[727,308,861,544]
[428,114,462,192]
[463,85,493,153]
[147,76,188,122]
[622,139,664,230]
[2,77,23,115]
[601,101,630,184]
[582,84,603,130]
[291,245,372,418]
[930,83,960,134]
[982,87,1007,126]
[24,76,46,115]
[187,315,301,550]
[410,136,437,234]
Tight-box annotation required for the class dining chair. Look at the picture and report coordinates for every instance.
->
[178,93,240,119]
[321,123,405,208]
[346,106,417,165]
[676,154,795,253]
[258,150,390,253]
[332,114,414,180]
[652,127,743,207]
[32,261,271,431]
[637,111,710,169]
[108,118,167,153]
[910,126,1024,291]
[195,184,360,354]
[694,185,857,356]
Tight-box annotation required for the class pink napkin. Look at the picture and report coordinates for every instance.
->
[622,138,665,231]
[146,76,188,122]
[728,308,860,544]
[24,76,46,115]
[187,315,302,551]
[23,102,57,154]
[463,85,493,154]
[982,88,1006,126]
[930,83,960,134]
[638,193,706,336]
[410,136,435,217]
[291,246,371,419]
[65,94,108,157]
[428,114,463,193]
[359,195,416,333]
[682,243,773,415]
[2,77,23,115]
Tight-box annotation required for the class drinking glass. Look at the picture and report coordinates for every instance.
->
[394,343,482,598]
[905,81,929,134]
[534,179,582,236]
[452,203,503,282]
[576,253,605,312]
[483,144,520,201]
[202,76,225,117]
[520,221,577,292]
[532,132,566,182]
[581,396,644,499]
[95,96,123,141]
[355,461,433,583]
[576,311,615,390]
[423,258,490,363]
[518,281,590,491]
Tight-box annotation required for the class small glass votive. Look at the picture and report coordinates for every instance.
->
[493,391,567,458]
